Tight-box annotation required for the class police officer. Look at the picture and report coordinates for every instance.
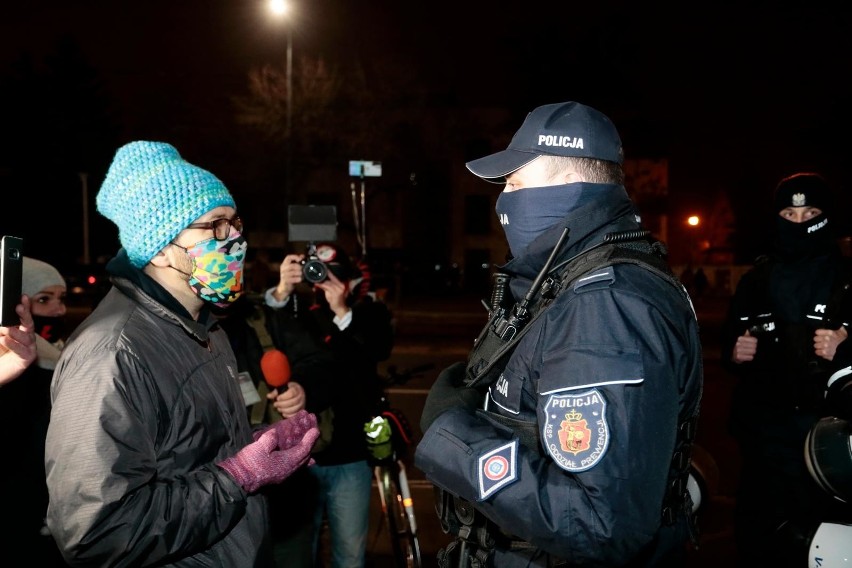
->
[721,172,852,567]
[416,102,703,567]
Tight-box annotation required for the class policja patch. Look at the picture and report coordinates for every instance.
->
[542,388,609,472]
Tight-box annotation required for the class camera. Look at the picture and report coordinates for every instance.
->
[301,243,329,283]
[287,205,338,284]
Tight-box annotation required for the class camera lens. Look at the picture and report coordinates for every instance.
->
[302,259,328,283]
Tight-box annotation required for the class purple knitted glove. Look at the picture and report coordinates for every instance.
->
[251,424,272,442]
[251,410,316,443]
[218,423,320,493]
[271,410,318,448]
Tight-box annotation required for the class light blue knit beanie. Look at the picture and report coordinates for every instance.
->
[96,141,236,268]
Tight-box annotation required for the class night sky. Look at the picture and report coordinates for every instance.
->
[2,1,851,268]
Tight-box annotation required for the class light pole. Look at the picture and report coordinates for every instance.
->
[268,0,293,195]
[79,172,90,265]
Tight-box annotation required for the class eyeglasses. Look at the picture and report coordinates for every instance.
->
[186,215,243,240]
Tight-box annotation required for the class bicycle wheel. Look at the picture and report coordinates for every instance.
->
[374,463,422,568]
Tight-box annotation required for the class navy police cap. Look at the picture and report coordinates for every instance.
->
[466,101,623,183]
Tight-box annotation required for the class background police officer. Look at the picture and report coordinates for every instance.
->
[722,172,852,567]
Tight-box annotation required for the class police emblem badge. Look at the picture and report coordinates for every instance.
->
[477,440,518,500]
[542,389,609,472]
[792,192,806,207]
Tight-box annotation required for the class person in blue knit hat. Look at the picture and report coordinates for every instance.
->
[44,141,320,567]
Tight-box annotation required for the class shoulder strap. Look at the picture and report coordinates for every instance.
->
[593,243,690,305]
[465,240,682,388]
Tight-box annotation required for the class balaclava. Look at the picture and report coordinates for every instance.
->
[773,172,834,261]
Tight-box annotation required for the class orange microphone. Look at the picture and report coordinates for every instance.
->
[260,349,291,393]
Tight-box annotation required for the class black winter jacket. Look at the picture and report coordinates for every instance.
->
[45,253,271,567]
[720,248,852,559]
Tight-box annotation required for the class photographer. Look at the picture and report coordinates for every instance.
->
[213,289,335,568]
[721,172,852,567]
[266,243,394,568]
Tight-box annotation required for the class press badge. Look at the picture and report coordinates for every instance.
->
[238,371,262,407]
[542,388,609,472]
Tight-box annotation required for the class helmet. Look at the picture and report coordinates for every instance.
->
[686,473,702,513]
[804,416,852,503]
[809,522,852,567]
[688,444,720,514]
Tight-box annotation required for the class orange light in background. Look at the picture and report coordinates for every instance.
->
[687,215,700,227]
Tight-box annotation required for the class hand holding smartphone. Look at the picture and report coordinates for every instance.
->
[0,236,24,327]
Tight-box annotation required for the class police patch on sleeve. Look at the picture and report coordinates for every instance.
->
[542,389,609,472]
[478,440,518,500]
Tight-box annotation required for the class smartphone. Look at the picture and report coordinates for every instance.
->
[0,236,24,327]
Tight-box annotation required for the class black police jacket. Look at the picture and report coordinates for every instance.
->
[721,250,852,433]
[416,183,703,567]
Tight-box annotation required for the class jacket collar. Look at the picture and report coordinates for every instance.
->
[105,249,215,342]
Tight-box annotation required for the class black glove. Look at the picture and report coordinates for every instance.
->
[420,362,482,433]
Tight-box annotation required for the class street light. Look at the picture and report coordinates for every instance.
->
[268,0,293,195]
[686,214,709,264]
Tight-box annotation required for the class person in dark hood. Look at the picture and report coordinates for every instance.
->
[44,140,320,567]
[415,101,703,567]
[721,172,852,567]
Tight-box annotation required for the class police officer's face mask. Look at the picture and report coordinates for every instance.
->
[495,183,583,258]
[774,212,832,261]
